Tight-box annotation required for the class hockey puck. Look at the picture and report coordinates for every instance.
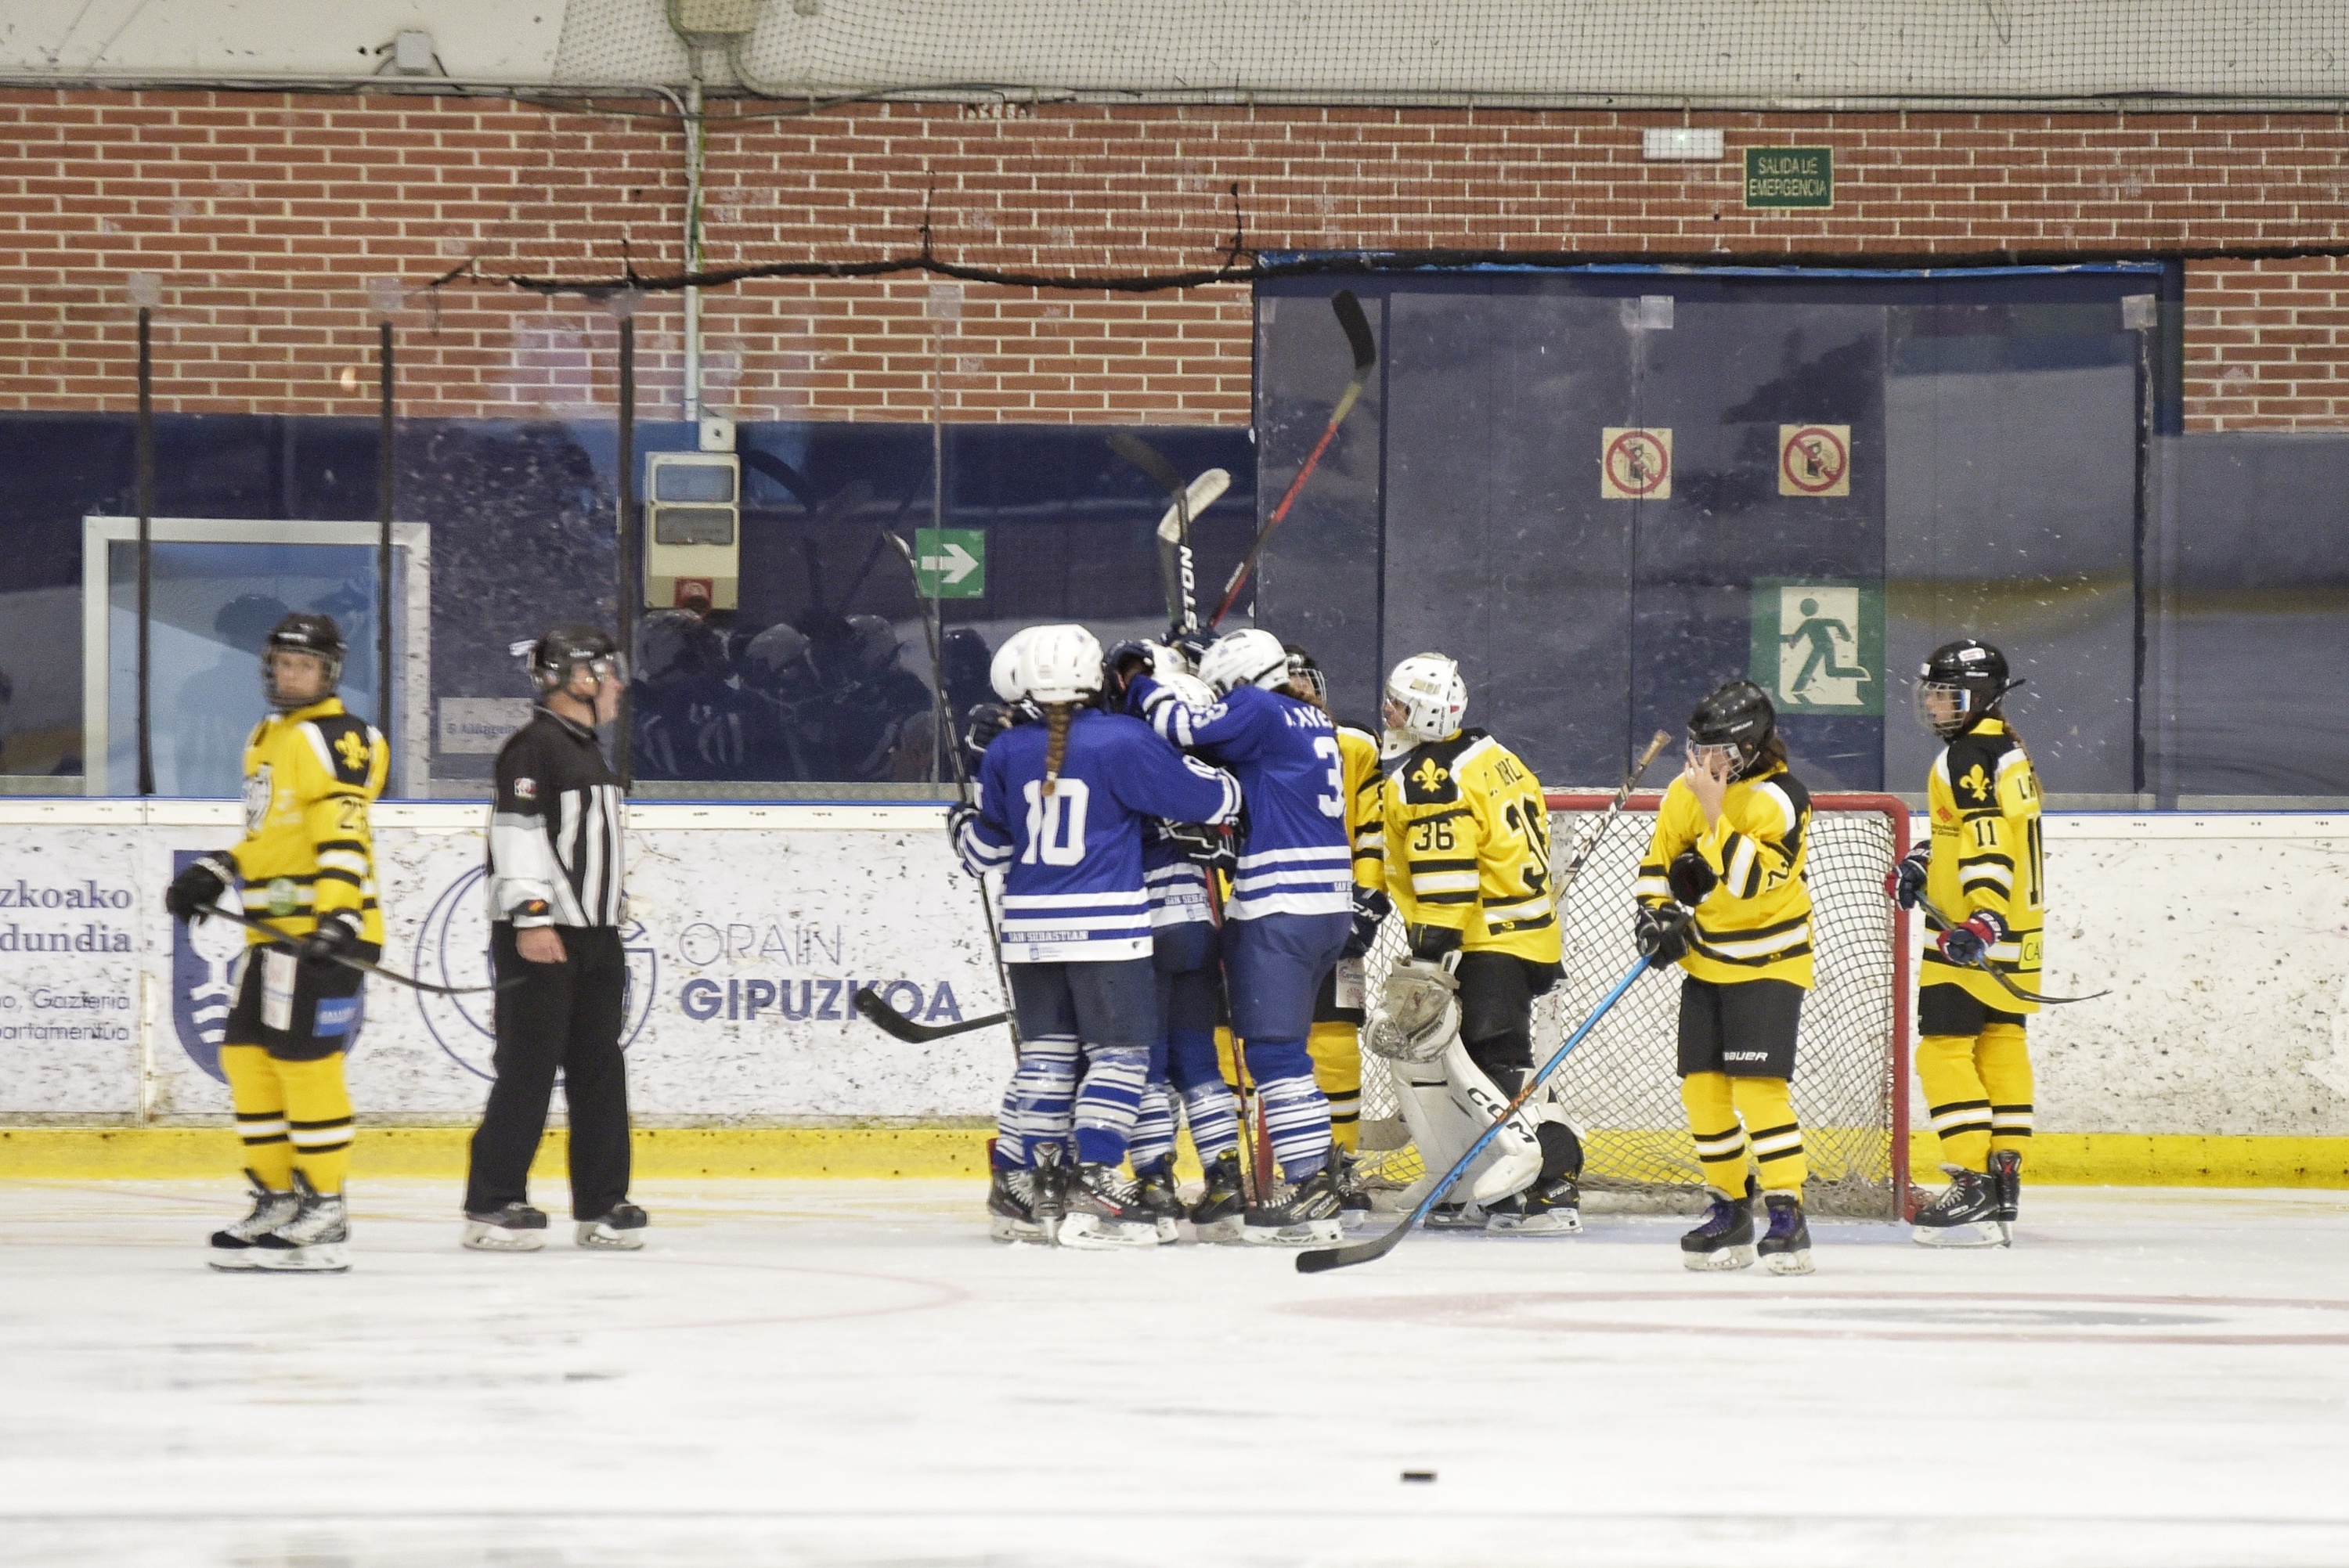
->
[1401,1470,1436,1483]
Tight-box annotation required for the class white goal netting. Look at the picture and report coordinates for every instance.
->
[1355,792,1911,1219]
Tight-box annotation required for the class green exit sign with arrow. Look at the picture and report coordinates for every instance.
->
[914,528,986,598]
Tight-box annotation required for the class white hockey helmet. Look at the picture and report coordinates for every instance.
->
[1012,624,1104,705]
[1384,652,1467,742]
[1196,628,1290,695]
[989,626,1034,703]
[1152,668,1217,708]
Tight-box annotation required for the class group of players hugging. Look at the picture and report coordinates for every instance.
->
[958,624,2046,1269]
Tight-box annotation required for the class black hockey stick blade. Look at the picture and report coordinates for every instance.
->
[1108,430,1184,496]
[853,986,1011,1044]
[1294,1208,1414,1274]
[1331,288,1377,373]
[197,906,512,996]
[1914,895,2109,1005]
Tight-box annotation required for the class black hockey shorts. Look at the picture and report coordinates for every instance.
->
[1677,974,1803,1080]
[1918,981,2029,1038]
[1009,957,1159,1052]
[1455,950,1564,1087]
[224,943,376,1062]
[1311,955,1366,1026]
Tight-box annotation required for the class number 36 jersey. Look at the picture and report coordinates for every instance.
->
[1373,729,1562,967]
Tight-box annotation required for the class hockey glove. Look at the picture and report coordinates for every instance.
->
[301,911,362,971]
[1102,640,1158,705]
[1666,849,1717,907]
[1633,903,1693,969]
[962,701,1037,766]
[1885,844,1930,909]
[1938,910,2006,967]
[1407,922,1464,966]
[1161,820,1236,873]
[945,803,980,853]
[164,853,236,925]
[1344,884,1392,959]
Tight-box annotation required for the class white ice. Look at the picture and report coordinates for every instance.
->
[5,1180,2349,1567]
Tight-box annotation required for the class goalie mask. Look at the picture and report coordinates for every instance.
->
[1914,638,2022,741]
[1384,653,1467,743]
[262,613,345,711]
[1686,679,1775,780]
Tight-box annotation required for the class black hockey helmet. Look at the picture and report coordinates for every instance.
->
[1687,679,1776,778]
[1914,638,2022,739]
[1281,643,1327,706]
[262,612,345,710]
[527,623,624,695]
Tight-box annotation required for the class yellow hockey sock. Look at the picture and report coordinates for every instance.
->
[1977,1022,2034,1161]
[1307,1021,1362,1154]
[219,1044,294,1190]
[1732,1076,1807,1195]
[1918,1032,1993,1171]
[1680,1071,1749,1198]
[276,1053,354,1195]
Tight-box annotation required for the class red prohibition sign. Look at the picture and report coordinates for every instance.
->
[1781,425,1849,493]
[1605,430,1669,497]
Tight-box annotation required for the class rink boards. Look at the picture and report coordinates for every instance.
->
[0,802,2346,1183]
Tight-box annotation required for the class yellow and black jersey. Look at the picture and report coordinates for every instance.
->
[1336,723,1384,893]
[1923,717,2044,1013]
[229,697,388,946]
[1636,762,1814,989]
[1376,728,1561,965]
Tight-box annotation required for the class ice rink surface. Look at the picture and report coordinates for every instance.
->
[5,1179,2349,1568]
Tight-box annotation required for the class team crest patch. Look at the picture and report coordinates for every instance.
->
[334,729,370,773]
[513,777,536,800]
[1958,763,1991,803]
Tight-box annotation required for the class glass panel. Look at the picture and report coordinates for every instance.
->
[651,461,737,503]
[652,506,736,546]
[106,541,383,798]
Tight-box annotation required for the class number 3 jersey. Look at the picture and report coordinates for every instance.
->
[1923,716,2044,1013]
[958,708,1239,964]
[1374,728,1563,967]
[229,696,389,947]
[1131,679,1354,922]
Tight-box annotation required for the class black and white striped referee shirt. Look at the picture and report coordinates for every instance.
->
[486,707,626,929]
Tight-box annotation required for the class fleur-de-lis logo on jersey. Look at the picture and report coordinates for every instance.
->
[334,730,370,774]
[1411,757,1449,792]
[1957,762,1991,803]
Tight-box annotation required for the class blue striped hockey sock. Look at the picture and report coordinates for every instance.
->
[1166,1025,1238,1158]
[1128,1082,1177,1176]
[993,1083,1023,1169]
[1246,1038,1333,1182]
[1009,1036,1079,1169]
[1072,1043,1149,1167]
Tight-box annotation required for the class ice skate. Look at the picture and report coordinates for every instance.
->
[576,1202,648,1250]
[1757,1191,1813,1274]
[207,1173,299,1272]
[1912,1165,2004,1248]
[1486,1173,1582,1235]
[1680,1186,1756,1271]
[1425,1199,1488,1231]
[1058,1163,1164,1249]
[1332,1150,1375,1224]
[1132,1166,1185,1244]
[462,1201,548,1253]
[1990,1149,2022,1244]
[1187,1150,1247,1242]
[986,1166,1048,1243]
[1242,1160,1344,1245]
[1031,1147,1069,1242]
[251,1173,349,1273]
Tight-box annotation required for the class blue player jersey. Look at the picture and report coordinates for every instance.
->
[1142,825,1214,930]
[1131,678,1351,922]
[955,708,1239,963]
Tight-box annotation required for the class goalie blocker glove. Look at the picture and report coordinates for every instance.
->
[1939,910,2007,968]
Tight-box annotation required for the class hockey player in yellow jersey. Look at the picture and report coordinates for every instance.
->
[1634,680,1815,1274]
[1365,653,1583,1234]
[164,614,388,1274]
[1891,638,2042,1248]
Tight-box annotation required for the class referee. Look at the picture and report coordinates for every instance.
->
[461,625,646,1252]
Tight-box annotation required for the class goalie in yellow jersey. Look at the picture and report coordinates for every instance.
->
[1889,638,2042,1248]
[1634,680,1815,1274]
[1363,653,1584,1235]
[164,614,388,1274]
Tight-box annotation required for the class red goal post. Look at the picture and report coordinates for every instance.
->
[1353,790,1912,1219]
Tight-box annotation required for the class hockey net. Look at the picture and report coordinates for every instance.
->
[1355,792,1910,1219]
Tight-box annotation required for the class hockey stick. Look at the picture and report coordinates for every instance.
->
[1209,289,1377,629]
[1550,729,1674,904]
[852,986,1011,1044]
[1108,433,1227,640]
[196,906,514,997]
[1297,953,1651,1274]
[1914,893,2108,1006]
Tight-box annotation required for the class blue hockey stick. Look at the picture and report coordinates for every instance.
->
[1297,952,1655,1274]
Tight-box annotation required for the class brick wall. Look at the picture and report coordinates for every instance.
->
[2,91,2344,429]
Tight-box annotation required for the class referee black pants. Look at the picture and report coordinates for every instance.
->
[464,923,632,1220]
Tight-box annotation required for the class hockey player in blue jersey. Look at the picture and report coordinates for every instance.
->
[954,625,1240,1249]
[1122,627,1355,1245]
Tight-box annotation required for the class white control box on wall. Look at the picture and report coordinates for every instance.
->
[644,450,741,611]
